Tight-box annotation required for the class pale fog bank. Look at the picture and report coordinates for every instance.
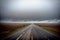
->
[0,19,60,23]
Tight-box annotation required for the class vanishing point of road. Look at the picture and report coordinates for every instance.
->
[2,24,60,40]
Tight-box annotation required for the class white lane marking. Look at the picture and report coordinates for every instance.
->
[16,25,32,40]
[16,32,25,40]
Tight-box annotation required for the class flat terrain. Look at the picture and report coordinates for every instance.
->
[35,23,60,37]
[0,23,60,40]
[0,23,30,39]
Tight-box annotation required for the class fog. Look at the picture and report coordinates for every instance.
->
[1,0,60,21]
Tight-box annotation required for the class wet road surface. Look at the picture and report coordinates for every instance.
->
[1,24,60,40]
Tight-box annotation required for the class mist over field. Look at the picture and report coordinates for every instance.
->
[0,0,60,40]
[1,0,60,21]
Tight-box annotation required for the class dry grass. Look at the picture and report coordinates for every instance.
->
[0,23,30,37]
[35,23,60,37]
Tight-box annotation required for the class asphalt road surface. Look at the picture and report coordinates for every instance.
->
[1,24,60,40]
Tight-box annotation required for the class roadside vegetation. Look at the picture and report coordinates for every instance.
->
[0,23,30,37]
[35,23,60,37]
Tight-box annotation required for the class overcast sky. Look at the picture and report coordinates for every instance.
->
[1,0,60,21]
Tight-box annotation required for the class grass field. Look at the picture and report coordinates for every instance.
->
[35,23,60,37]
[0,23,30,37]
[0,23,60,38]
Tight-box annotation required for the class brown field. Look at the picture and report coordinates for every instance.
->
[0,23,30,37]
[0,23,60,38]
[35,23,60,37]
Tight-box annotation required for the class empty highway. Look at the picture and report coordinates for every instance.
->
[2,24,60,40]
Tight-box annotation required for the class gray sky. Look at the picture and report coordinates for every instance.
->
[1,0,60,21]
